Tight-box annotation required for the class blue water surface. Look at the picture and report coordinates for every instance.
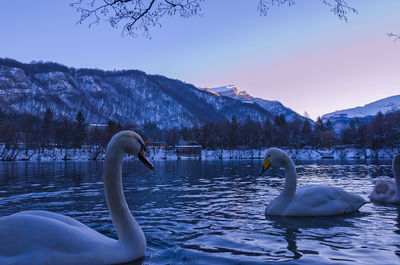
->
[0,159,399,265]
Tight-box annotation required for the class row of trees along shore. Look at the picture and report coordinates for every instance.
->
[0,108,399,153]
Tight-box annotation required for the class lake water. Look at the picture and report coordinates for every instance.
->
[0,159,399,265]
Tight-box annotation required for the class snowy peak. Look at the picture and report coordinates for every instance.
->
[210,85,237,94]
[199,85,306,122]
[199,85,253,101]
[322,94,400,120]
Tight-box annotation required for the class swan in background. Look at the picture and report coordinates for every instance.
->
[0,131,154,265]
[260,148,367,216]
[369,153,400,204]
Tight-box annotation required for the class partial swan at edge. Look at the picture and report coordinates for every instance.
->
[259,148,367,216]
[0,130,154,265]
[369,153,400,204]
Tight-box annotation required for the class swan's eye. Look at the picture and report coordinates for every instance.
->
[268,154,271,158]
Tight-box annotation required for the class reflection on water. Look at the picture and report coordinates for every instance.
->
[0,159,400,264]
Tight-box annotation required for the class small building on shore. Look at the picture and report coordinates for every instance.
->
[175,141,202,158]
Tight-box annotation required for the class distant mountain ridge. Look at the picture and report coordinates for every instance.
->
[322,94,400,120]
[0,58,277,129]
[199,85,306,122]
[321,94,400,132]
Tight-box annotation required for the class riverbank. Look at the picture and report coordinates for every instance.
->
[0,146,398,161]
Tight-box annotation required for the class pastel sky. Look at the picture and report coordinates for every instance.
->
[0,0,399,120]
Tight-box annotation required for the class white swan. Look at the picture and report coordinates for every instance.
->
[0,130,154,265]
[369,153,400,204]
[260,148,367,216]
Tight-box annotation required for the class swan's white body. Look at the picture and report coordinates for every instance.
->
[369,154,400,204]
[261,148,367,216]
[0,131,153,265]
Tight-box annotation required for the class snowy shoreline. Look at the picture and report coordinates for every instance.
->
[0,146,398,161]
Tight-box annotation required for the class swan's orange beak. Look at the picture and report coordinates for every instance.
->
[138,148,154,169]
[259,157,271,176]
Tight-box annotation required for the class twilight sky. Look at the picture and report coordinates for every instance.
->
[0,0,399,120]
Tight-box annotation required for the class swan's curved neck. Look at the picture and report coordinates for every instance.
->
[280,154,297,200]
[104,143,142,243]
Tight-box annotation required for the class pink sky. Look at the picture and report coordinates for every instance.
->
[232,36,400,120]
[190,3,400,120]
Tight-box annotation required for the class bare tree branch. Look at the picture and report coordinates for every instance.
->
[71,0,358,38]
[257,0,295,16]
[257,0,357,21]
[70,0,203,38]
[388,33,400,42]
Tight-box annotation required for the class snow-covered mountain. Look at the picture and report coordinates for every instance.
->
[321,94,400,132]
[199,85,305,122]
[322,94,400,120]
[0,58,275,129]
[206,85,253,101]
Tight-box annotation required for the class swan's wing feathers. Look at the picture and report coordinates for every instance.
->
[0,211,115,258]
[284,185,366,216]
[12,210,90,229]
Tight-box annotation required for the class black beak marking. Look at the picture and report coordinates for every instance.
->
[138,145,154,170]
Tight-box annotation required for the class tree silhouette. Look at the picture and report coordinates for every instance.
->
[107,119,122,140]
[71,0,357,37]
[71,0,203,37]
[258,0,357,21]
[369,111,385,150]
[300,118,312,146]
[56,119,74,149]
[228,115,239,148]
[274,114,289,146]
[41,108,54,148]
[341,119,357,145]
[388,33,400,41]
[74,110,87,148]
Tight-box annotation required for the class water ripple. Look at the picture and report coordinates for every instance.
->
[0,160,400,264]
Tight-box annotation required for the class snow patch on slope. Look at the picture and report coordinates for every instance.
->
[323,95,400,119]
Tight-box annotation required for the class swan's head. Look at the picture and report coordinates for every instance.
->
[393,153,400,178]
[259,148,286,176]
[108,130,154,169]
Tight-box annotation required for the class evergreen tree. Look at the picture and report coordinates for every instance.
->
[74,110,87,148]
[107,120,122,140]
[262,119,273,147]
[274,114,289,146]
[315,116,326,132]
[325,120,333,131]
[143,122,160,141]
[289,117,303,149]
[341,120,357,145]
[241,116,262,147]
[41,108,54,147]
[383,112,400,148]
[228,115,239,148]
[369,111,385,150]
[313,116,328,147]
[56,118,73,149]
[301,118,312,146]
[355,124,368,148]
